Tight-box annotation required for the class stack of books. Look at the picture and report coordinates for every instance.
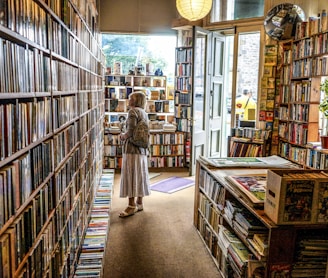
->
[73,170,113,277]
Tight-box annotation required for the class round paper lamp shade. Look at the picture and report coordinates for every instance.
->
[176,0,213,21]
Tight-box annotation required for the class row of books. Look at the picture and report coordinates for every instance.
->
[290,80,313,102]
[74,170,113,277]
[175,63,192,77]
[1,0,100,69]
[175,105,191,119]
[291,237,328,277]
[313,32,328,55]
[53,95,78,128]
[175,118,191,132]
[279,141,307,165]
[306,148,328,169]
[150,145,184,156]
[174,90,192,105]
[105,75,166,88]
[312,56,328,76]
[175,47,192,63]
[175,77,192,91]
[103,145,122,157]
[148,156,184,168]
[103,157,122,169]
[0,38,52,93]
[295,15,328,40]
[232,128,271,141]
[229,142,264,157]
[149,132,184,145]
[199,193,220,233]
[292,59,311,78]
[198,168,225,208]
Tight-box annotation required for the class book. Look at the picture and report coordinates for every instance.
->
[225,174,267,204]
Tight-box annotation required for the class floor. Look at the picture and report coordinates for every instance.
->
[102,170,221,278]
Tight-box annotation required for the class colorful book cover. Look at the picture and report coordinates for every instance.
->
[283,180,314,222]
[225,174,267,204]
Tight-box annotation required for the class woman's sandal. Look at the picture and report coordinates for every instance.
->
[119,205,138,218]
[136,203,143,212]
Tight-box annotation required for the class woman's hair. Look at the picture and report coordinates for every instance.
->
[129,91,147,108]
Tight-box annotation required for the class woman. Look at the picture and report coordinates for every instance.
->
[119,91,150,217]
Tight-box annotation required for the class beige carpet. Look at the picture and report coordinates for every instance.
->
[102,170,220,278]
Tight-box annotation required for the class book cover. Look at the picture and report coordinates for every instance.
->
[316,181,328,223]
[225,174,267,204]
[283,179,315,223]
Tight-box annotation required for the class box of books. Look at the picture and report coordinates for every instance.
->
[265,169,328,225]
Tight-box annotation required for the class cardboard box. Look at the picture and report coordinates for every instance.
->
[265,169,328,225]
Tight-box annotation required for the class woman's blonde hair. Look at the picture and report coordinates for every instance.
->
[129,91,147,108]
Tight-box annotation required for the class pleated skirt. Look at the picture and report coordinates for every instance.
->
[119,153,151,198]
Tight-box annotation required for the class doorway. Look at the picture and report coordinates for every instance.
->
[207,27,261,158]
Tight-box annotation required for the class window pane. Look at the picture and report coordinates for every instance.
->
[210,0,264,22]
[235,32,260,124]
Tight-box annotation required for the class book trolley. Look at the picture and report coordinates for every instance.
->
[194,158,328,277]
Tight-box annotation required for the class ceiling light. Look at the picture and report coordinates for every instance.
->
[176,0,213,21]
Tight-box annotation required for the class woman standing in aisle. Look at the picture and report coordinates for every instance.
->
[119,91,150,217]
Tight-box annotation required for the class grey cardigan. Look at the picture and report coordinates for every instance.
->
[121,107,149,155]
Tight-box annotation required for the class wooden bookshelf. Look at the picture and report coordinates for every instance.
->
[194,159,328,277]
[0,1,105,277]
[275,27,327,167]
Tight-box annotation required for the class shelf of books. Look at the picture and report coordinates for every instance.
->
[228,128,271,157]
[0,1,105,277]
[275,18,328,168]
[103,74,184,170]
[194,158,328,277]
[103,130,185,169]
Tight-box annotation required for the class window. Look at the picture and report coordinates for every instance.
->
[101,34,176,89]
[210,0,264,22]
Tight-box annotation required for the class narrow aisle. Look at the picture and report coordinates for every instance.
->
[102,171,220,278]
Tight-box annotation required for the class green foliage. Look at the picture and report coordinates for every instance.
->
[101,34,168,75]
[319,79,328,118]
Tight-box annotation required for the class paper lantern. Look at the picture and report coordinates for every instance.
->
[176,0,213,21]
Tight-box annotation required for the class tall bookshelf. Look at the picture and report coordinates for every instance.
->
[0,0,105,277]
[174,28,193,168]
[276,21,327,167]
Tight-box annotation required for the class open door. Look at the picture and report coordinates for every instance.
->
[190,26,210,175]
[207,32,226,158]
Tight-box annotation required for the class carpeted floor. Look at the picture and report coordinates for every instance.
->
[102,170,220,278]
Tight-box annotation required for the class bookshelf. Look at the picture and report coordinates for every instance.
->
[276,26,326,167]
[194,159,328,277]
[174,40,193,167]
[104,74,173,122]
[228,128,271,157]
[103,129,185,170]
[103,74,184,170]
[0,1,105,277]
